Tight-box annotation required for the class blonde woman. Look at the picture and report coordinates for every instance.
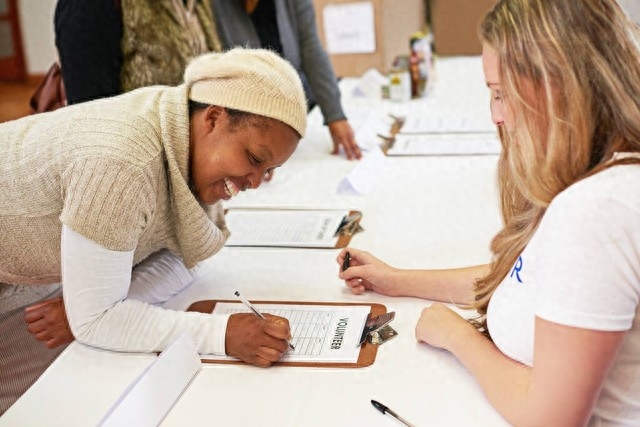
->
[338,0,640,425]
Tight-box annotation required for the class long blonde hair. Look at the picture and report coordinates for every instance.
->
[471,0,640,335]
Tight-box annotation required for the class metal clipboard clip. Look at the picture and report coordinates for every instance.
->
[334,212,364,237]
[358,311,397,346]
[377,133,396,152]
[378,114,405,153]
[387,113,406,128]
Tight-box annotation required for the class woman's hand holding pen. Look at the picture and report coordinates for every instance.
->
[337,248,403,297]
[225,313,292,368]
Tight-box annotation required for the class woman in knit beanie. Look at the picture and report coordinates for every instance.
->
[0,47,306,414]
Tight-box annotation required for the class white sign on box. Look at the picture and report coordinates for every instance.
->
[323,1,376,55]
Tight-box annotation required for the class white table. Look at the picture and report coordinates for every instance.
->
[1,57,510,427]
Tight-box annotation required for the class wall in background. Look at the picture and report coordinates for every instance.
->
[618,0,640,23]
[17,0,56,75]
[13,0,640,77]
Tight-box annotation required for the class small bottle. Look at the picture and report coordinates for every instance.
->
[409,31,430,98]
[389,55,411,103]
[409,48,421,98]
[389,68,411,102]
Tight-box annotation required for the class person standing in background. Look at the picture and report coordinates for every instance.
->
[119,0,222,92]
[212,0,362,160]
[54,0,123,104]
[54,0,222,105]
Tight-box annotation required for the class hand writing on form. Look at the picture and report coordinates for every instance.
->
[224,291,294,368]
[225,312,292,368]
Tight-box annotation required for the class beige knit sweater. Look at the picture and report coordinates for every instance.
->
[0,85,229,286]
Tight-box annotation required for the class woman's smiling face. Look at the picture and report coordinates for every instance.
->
[189,106,300,205]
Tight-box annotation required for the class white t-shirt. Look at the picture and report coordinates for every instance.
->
[487,163,640,426]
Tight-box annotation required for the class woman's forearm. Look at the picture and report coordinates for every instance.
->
[449,324,532,425]
[395,264,490,304]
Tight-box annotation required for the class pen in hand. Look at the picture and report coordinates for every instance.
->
[371,400,415,427]
[342,251,351,272]
[234,291,295,351]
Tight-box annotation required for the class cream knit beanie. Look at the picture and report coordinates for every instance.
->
[185,47,307,137]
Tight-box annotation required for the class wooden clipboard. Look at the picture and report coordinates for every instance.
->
[335,210,363,248]
[222,208,363,249]
[187,300,386,368]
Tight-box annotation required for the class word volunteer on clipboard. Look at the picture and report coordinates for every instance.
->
[196,300,397,366]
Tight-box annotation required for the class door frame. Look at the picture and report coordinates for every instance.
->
[0,0,26,81]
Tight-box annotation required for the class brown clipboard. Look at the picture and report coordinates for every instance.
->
[335,210,363,248]
[187,300,386,368]
[223,208,363,249]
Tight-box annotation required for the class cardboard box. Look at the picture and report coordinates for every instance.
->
[429,0,497,56]
[313,0,427,77]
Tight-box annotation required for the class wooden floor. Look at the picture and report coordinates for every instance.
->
[0,81,39,123]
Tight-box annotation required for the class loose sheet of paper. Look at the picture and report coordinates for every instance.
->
[337,146,387,195]
[224,209,349,248]
[387,133,501,156]
[201,303,371,363]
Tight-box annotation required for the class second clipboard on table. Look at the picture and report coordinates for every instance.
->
[223,208,364,248]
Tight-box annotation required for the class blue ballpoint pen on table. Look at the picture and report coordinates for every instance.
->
[371,400,415,427]
[234,291,295,350]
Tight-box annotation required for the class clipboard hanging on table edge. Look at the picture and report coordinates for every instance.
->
[187,300,386,368]
[222,208,364,249]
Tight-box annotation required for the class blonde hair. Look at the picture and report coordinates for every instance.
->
[471,0,640,335]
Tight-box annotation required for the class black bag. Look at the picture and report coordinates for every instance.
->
[29,62,67,114]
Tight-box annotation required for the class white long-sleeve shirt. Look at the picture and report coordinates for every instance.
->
[62,225,229,355]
